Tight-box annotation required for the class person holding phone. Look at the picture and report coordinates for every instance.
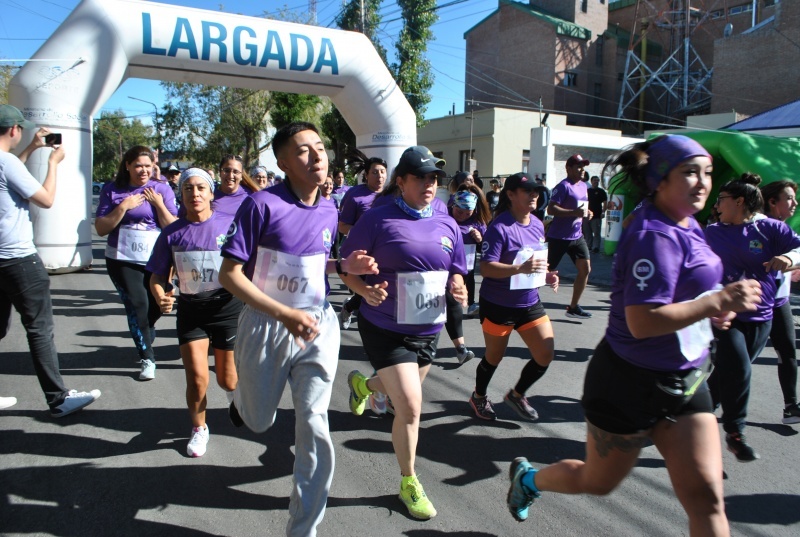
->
[0,104,101,416]
[469,173,559,421]
[95,146,178,380]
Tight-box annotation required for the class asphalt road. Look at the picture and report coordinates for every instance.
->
[1,235,799,536]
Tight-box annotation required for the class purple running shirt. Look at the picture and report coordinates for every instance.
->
[479,210,546,308]
[705,218,800,322]
[339,183,379,226]
[605,203,722,371]
[221,181,338,307]
[212,186,250,215]
[96,180,178,263]
[340,203,467,336]
[546,177,588,241]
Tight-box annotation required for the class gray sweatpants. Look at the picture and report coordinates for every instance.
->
[233,302,339,537]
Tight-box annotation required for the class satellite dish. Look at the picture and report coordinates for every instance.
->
[724,23,733,37]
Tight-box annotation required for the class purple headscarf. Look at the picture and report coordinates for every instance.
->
[645,135,712,193]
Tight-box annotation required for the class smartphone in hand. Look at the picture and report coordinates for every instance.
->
[44,133,62,146]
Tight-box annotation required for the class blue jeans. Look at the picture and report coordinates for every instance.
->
[0,254,69,408]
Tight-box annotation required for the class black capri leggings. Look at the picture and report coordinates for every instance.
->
[771,300,798,405]
[106,257,162,362]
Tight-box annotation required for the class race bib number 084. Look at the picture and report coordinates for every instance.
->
[396,270,448,325]
[117,227,160,263]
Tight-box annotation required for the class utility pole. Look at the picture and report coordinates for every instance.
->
[128,96,160,150]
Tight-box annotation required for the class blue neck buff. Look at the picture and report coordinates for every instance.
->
[395,196,434,219]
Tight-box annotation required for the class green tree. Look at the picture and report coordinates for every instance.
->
[391,0,437,127]
[322,0,386,171]
[270,92,325,131]
[93,110,154,180]
[0,64,19,104]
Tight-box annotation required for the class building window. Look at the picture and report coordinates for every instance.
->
[595,36,604,67]
[729,3,753,15]
[563,71,578,87]
[522,150,530,174]
[581,0,588,13]
[709,9,723,19]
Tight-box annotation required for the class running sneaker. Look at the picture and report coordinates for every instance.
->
[368,391,388,415]
[456,346,475,365]
[504,390,539,421]
[726,433,760,462]
[339,308,353,330]
[565,305,592,319]
[348,370,371,416]
[187,425,210,458]
[467,303,480,317]
[469,392,497,421]
[139,359,156,380]
[229,401,244,428]
[399,475,437,519]
[782,402,800,425]
[50,389,101,418]
[507,457,540,522]
[0,396,17,410]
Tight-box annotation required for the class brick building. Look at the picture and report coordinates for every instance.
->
[463,0,796,133]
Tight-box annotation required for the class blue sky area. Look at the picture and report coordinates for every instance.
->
[0,0,500,125]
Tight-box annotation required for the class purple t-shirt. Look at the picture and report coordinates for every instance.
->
[705,218,800,322]
[605,203,722,371]
[96,180,178,262]
[221,181,338,301]
[341,203,467,336]
[371,193,449,215]
[479,211,546,308]
[212,186,250,215]
[331,184,350,210]
[546,178,588,241]
[147,211,235,297]
[339,183,379,226]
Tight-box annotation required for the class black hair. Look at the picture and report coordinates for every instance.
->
[760,179,797,217]
[0,126,12,136]
[601,135,668,204]
[114,145,156,188]
[494,179,539,216]
[347,148,387,184]
[719,172,764,215]
[452,183,492,225]
[271,121,320,159]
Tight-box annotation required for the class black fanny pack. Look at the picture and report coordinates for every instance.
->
[648,358,714,418]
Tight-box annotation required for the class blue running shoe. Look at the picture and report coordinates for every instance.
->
[507,457,540,522]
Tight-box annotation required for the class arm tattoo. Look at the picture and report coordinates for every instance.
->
[588,421,649,458]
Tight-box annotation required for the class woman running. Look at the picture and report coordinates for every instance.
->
[760,180,800,424]
[468,173,559,421]
[505,135,761,537]
[95,145,178,380]
[147,168,242,458]
[706,173,800,460]
[212,154,259,215]
[341,145,467,520]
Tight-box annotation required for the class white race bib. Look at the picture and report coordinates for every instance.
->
[776,272,791,300]
[252,248,326,308]
[396,270,449,325]
[676,288,718,362]
[464,244,477,271]
[174,250,223,295]
[510,246,548,290]
[117,227,160,263]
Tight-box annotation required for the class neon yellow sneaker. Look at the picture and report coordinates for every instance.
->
[347,370,372,416]
[399,475,437,519]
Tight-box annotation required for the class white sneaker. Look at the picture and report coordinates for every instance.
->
[187,424,209,457]
[339,308,353,330]
[456,347,475,365]
[51,389,101,418]
[368,392,388,415]
[0,396,18,410]
[139,359,156,380]
[467,303,480,316]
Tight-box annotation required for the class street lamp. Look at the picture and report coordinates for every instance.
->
[128,96,160,150]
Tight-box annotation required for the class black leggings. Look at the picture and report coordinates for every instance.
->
[106,258,162,362]
[771,301,798,405]
[708,319,771,434]
[444,291,463,340]
[465,270,476,306]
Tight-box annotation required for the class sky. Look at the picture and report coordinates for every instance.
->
[0,0,500,125]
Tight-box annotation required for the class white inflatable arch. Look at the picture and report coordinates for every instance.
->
[9,0,417,272]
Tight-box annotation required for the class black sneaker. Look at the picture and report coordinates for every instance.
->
[469,393,497,421]
[229,401,244,428]
[566,305,592,319]
[725,433,759,462]
[782,402,800,425]
[504,390,539,421]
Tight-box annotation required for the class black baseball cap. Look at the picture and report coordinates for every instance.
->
[396,146,446,178]
[504,172,538,191]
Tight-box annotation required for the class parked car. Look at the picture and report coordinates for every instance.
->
[92,182,104,194]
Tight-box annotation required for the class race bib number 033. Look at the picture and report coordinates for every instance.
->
[396,270,448,325]
[252,248,326,309]
[174,250,223,295]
